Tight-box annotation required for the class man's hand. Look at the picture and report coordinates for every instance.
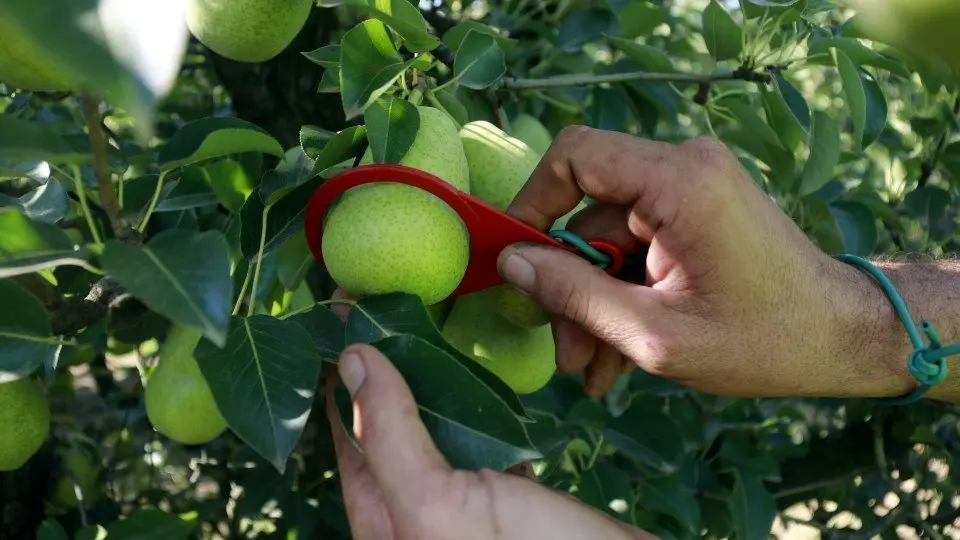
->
[326,343,657,540]
[497,126,927,400]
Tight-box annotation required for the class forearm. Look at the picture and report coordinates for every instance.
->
[839,256,960,402]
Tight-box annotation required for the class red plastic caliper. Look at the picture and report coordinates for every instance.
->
[303,164,625,298]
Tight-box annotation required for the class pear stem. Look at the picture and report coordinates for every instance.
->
[79,91,134,241]
[247,209,271,317]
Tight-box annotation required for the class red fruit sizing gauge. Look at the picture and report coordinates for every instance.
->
[303,164,624,298]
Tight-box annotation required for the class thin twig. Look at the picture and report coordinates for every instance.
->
[79,91,133,241]
[496,68,771,90]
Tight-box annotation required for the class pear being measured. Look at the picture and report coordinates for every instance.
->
[441,288,556,395]
[145,324,228,445]
[0,376,50,471]
[459,120,587,328]
[187,0,315,63]
[0,18,78,92]
[322,106,471,306]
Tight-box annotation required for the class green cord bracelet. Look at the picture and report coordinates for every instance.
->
[549,230,613,269]
[836,254,960,405]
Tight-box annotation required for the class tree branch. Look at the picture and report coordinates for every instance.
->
[79,92,135,242]
[50,278,126,337]
[496,67,771,90]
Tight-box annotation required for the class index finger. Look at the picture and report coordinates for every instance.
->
[505,125,686,234]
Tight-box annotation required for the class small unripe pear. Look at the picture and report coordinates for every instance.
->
[145,324,228,445]
[459,121,541,212]
[0,377,50,471]
[187,0,316,63]
[442,289,556,395]
[508,114,553,156]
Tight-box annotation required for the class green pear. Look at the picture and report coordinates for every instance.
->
[0,18,78,92]
[323,107,471,306]
[459,120,541,211]
[51,432,102,509]
[145,324,228,445]
[441,289,556,395]
[847,0,960,70]
[359,106,471,192]
[0,376,50,471]
[508,114,554,156]
[187,0,315,63]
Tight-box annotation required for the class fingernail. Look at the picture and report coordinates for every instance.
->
[338,352,366,396]
[500,252,537,293]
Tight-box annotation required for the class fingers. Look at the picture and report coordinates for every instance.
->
[324,367,396,540]
[584,341,623,397]
[337,343,451,513]
[553,318,596,374]
[506,125,688,239]
[497,243,661,353]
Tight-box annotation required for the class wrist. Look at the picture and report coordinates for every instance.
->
[824,258,916,399]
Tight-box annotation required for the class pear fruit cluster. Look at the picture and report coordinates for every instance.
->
[145,324,228,445]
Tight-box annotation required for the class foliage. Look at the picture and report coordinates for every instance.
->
[1,0,960,538]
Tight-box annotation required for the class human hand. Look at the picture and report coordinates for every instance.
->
[496,126,912,399]
[325,343,658,540]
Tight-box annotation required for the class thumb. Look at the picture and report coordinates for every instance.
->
[497,243,659,350]
[337,343,451,513]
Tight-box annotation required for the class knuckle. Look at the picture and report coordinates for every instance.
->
[556,124,592,144]
[682,136,735,171]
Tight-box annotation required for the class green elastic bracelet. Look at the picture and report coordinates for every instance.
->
[549,230,613,269]
[836,254,960,405]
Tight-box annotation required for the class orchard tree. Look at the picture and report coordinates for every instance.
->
[1,0,960,539]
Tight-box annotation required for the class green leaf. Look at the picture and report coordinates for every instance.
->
[605,36,673,72]
[318,68,342,93]
[276,231,314,290]
[199,158,258,214]
[621,0,667,39]
[719,100,784,150]
[442,21,517,52]
[797,111,840,197]
[364,96,420,164]
[310,126,369,178]
[302,45,341,68]
[18,178,68,224]
[158,117,285,172]
[0,278,56,383]
[702,0,743,62]
[345,293,532,422]
[575,464,634,522]
[835,50,867,150]
[339,19,413,119]
[259,148,317,205]
[454,30,506,90]
[427,88,469,127]
[194,315,321,473]
[0,2,190,142]
[343,0,440,53]
[807,37,911,79]
[154,169,220,213]
[588,86,630,132]
[240,179,322,261]
[859,68,888,149]
[344,334,542,471]
[557,8,619,53]
[728,470,777,540]
[603,395,685,473]
[104,508,195,539]
[0,208,88,278]
[639,473,701,535]
[287,303,345,362]
[0,115,90,165]
[300,125,337,160]
[904,186,955,242]
[773,74,810,134]
[100,230,233,348]
[829,201,877,256]
[36,519,69,540]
